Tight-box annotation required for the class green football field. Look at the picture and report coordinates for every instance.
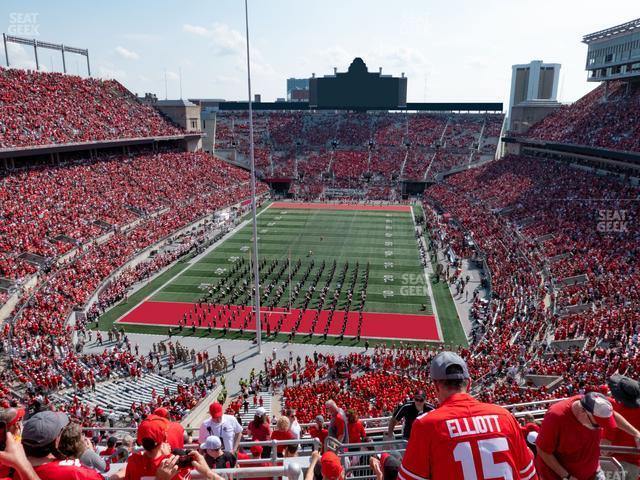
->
[153,205,433,316]
[104,202,466,345]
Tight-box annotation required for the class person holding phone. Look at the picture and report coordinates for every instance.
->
[0,407,26,479]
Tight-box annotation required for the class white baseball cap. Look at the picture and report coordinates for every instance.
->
[255,407,266,417]
[200,435,222,450]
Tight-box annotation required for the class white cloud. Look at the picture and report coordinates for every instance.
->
[184,21,275,79]
[165,70,179,81]
[115,46,139,61]
[6,43,38,70]
[98,63,127,81]
[183,24,211,37]
[184,22,245,57]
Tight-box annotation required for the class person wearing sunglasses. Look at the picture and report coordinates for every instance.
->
[387,390,434,440]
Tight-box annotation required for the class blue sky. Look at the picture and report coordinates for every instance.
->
[2,0,638,107]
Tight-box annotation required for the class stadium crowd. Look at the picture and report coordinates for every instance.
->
[0,68,182,148]
[524,80,640,153]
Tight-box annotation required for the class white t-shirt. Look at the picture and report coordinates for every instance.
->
[198,415,243,451]
[289,419,301,439]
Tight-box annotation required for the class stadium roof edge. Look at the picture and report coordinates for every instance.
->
[0,133,202,159]
[217,101,503,112]
[582,18,640,44]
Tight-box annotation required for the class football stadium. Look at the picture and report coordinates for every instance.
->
[1,2,640,479]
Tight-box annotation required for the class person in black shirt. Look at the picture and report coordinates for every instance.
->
[387,390,434,439]
[200,435,237,469]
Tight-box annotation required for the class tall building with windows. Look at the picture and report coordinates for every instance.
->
[506,60,561,133]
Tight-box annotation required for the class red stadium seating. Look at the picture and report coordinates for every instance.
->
[0,68,182,148]
[524,81,640,152]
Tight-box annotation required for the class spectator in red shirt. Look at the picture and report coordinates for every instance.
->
[399,351,536,480]
[21,411,102,480]
[0,407,25,478]
[308,415,328,452]
[247,407,271,458]
[536,392,640,480]
[325,400,348,443]
[99,436,118,457]
[603,375,640,480]
[150,408,185,450]
[271,417,295,456]
[241,446,271,480]
[124,415,188,480]
[0,432,40,480]
[346,410,366,445]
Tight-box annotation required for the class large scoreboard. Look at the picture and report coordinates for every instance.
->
[309,57,407,110]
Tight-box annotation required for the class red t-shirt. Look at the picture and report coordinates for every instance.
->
[400,393,536,480]
[308,426,328,452]
[348,420,366,444]
[271,430,295,455]
[333,413,346,441]
[124,452,190,480]
[248,421,272,441]
[535,396,602,480]
[33,459,103,480]
[100,446,116,456]
[167,422,185,450]
[604,399,640,465]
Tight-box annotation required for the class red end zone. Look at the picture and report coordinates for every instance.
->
[270,202,411,212]
[117,301,440,342]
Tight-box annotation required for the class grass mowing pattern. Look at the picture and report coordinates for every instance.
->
[153,206,433,317]
[101,203,466,346]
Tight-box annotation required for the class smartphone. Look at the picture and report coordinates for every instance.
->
[172,449,193,468]
[0,421,7,451]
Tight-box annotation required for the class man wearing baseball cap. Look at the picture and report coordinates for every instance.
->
[305,450,344,480]
[536,391,640,479]
[200,435,237,469]
[399,351,537,480]
[0,407,26,479]
[387,389,434,440]
[198,402,242,454]
[153,407,185,451]
[308,415,328,453]
[21,411,102,480]
[604,375,640,480]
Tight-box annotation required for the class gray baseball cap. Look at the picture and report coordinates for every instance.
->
[430,352,470,380]
[22,411,69,448]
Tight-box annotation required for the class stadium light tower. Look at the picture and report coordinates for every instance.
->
[244,0,262,353]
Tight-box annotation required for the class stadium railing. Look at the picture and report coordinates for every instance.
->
[326,437,408,480]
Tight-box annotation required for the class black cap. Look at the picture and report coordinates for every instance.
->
[608,375,640,408]
[413,390,426,401]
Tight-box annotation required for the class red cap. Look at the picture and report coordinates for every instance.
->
[8,408,25,426]
[250,445,263,456]
[209,402,223,418]
[153,407,169,418]
[136,414,169,447]
[380,453,390,468]
[321,452,343,480]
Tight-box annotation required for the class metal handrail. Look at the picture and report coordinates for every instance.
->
[191,462,302,480]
